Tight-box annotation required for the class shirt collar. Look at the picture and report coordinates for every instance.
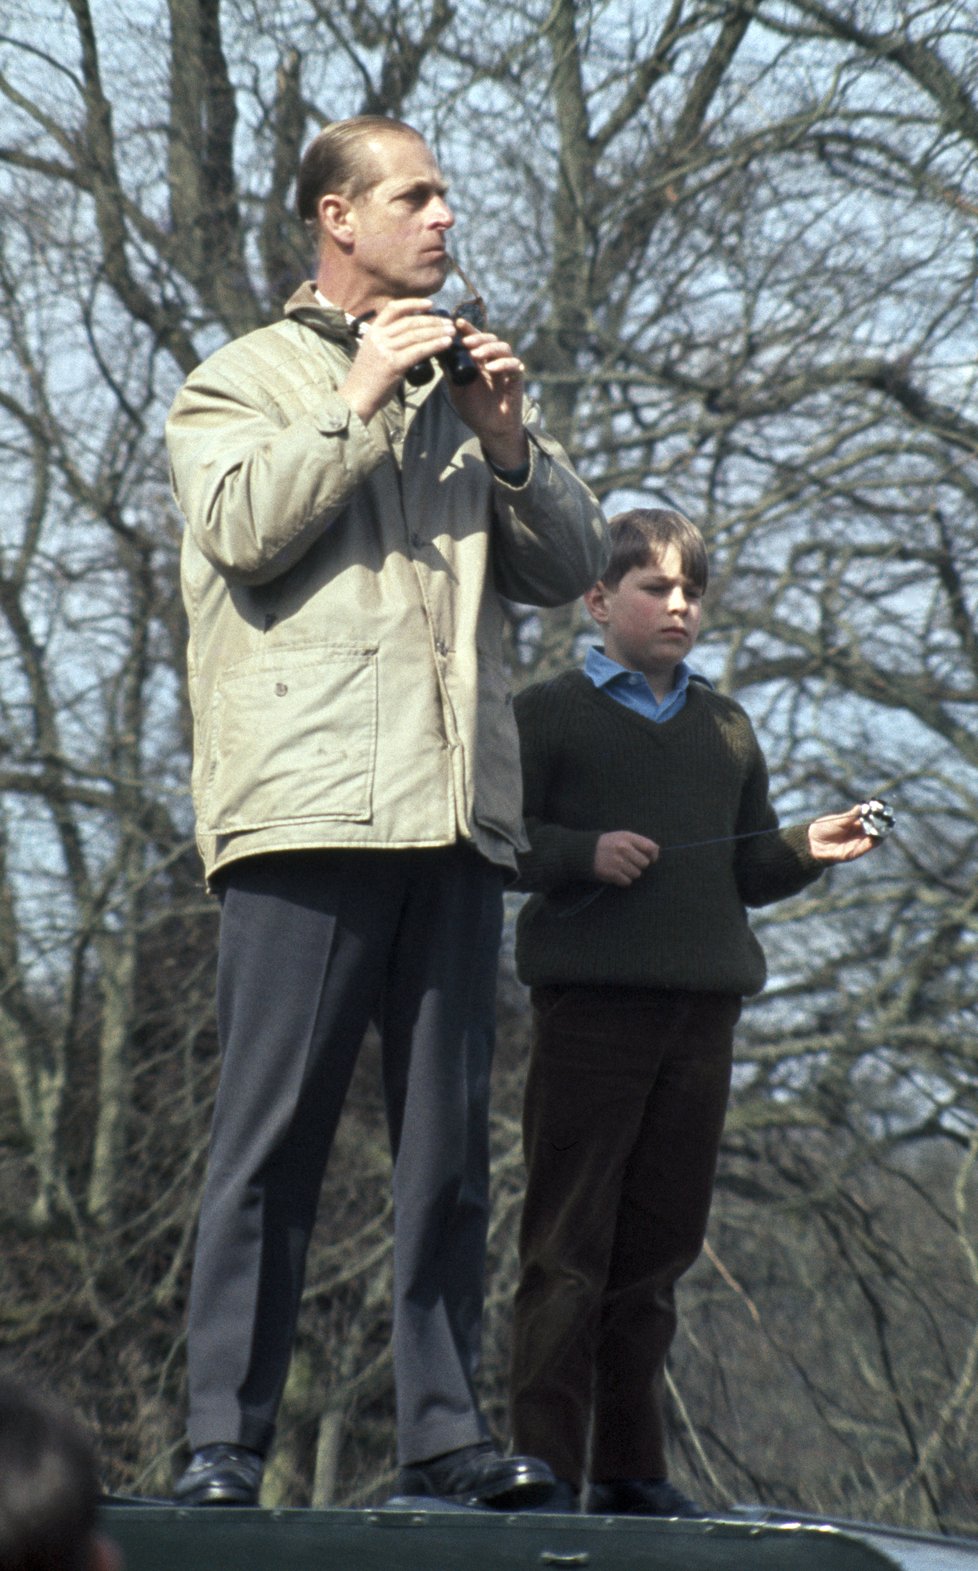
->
[315,288,362,332]
[584,644,692,699]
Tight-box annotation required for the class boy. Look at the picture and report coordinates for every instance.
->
[508,508,883,1516]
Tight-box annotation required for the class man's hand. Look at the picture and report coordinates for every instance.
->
[447,318,530,471]
[807,805,886,863]
[593,830,660,886]
[339,299,456,424]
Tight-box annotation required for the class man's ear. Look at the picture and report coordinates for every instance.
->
[583,581,611,625]
[317,192,355,247]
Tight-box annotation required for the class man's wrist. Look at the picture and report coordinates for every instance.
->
[484,436,531,486]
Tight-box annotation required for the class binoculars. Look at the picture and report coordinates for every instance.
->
[406,304,485,388]
[351,294,488,389]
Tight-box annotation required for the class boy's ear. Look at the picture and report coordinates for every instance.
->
[583,581,611,625]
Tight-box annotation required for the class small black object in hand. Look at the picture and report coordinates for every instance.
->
[858,798,895,838]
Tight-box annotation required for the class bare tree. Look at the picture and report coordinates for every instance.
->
[0,0,977,1523]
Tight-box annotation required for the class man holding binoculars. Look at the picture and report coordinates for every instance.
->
[165,115,607,1510]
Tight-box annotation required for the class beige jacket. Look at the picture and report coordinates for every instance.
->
[166,284,608,881]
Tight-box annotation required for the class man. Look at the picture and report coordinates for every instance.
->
[165,114,608,1509]
[0,1378,122,1571]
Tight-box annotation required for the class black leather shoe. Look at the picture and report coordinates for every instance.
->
[586,1477,705,1518]
[398,1441,556,1509]
[173,1443,264,1506]
[528,1479,581,1513]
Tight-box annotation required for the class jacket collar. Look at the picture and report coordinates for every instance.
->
[281,281,442,417]
[283,281,354,348]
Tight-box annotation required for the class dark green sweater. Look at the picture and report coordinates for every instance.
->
[514,670,823,995]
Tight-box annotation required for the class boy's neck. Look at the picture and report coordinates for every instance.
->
[607,651,683,704]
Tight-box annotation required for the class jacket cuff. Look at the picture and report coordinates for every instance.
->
[484,437,535,490]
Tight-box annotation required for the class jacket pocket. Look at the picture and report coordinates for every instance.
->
[200,643,378,832]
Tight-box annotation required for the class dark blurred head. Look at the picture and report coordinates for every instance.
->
[0,1380,110,1571]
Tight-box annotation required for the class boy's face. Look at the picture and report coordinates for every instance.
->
[584,543,703,683]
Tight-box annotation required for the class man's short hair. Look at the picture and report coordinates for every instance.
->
[296,115,424,224]
[602,508,709,592]
[0,1379,100,1571]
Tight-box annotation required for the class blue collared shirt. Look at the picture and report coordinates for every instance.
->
[584,644,696,724]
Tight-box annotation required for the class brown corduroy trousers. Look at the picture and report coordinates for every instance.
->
[510,984,740,1488]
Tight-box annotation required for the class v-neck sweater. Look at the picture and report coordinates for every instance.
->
[514,670,823,994]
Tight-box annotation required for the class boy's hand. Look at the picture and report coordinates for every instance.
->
[593,830,660,886]
[807,806,885,862]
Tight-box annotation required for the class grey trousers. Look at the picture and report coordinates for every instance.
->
[185,846,504,1465]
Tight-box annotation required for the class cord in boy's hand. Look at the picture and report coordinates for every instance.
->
[593,830,660,886]
[807,803,891,863]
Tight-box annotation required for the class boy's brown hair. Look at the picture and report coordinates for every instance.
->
[602,508,709,592]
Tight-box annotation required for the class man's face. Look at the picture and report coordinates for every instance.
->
[587,543,704,680]
[344,133,454,302]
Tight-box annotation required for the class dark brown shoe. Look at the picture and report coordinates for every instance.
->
[586,1477,705,1518]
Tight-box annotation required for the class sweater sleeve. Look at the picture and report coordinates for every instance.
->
[513,683,603,892]
[733,725,824,907]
